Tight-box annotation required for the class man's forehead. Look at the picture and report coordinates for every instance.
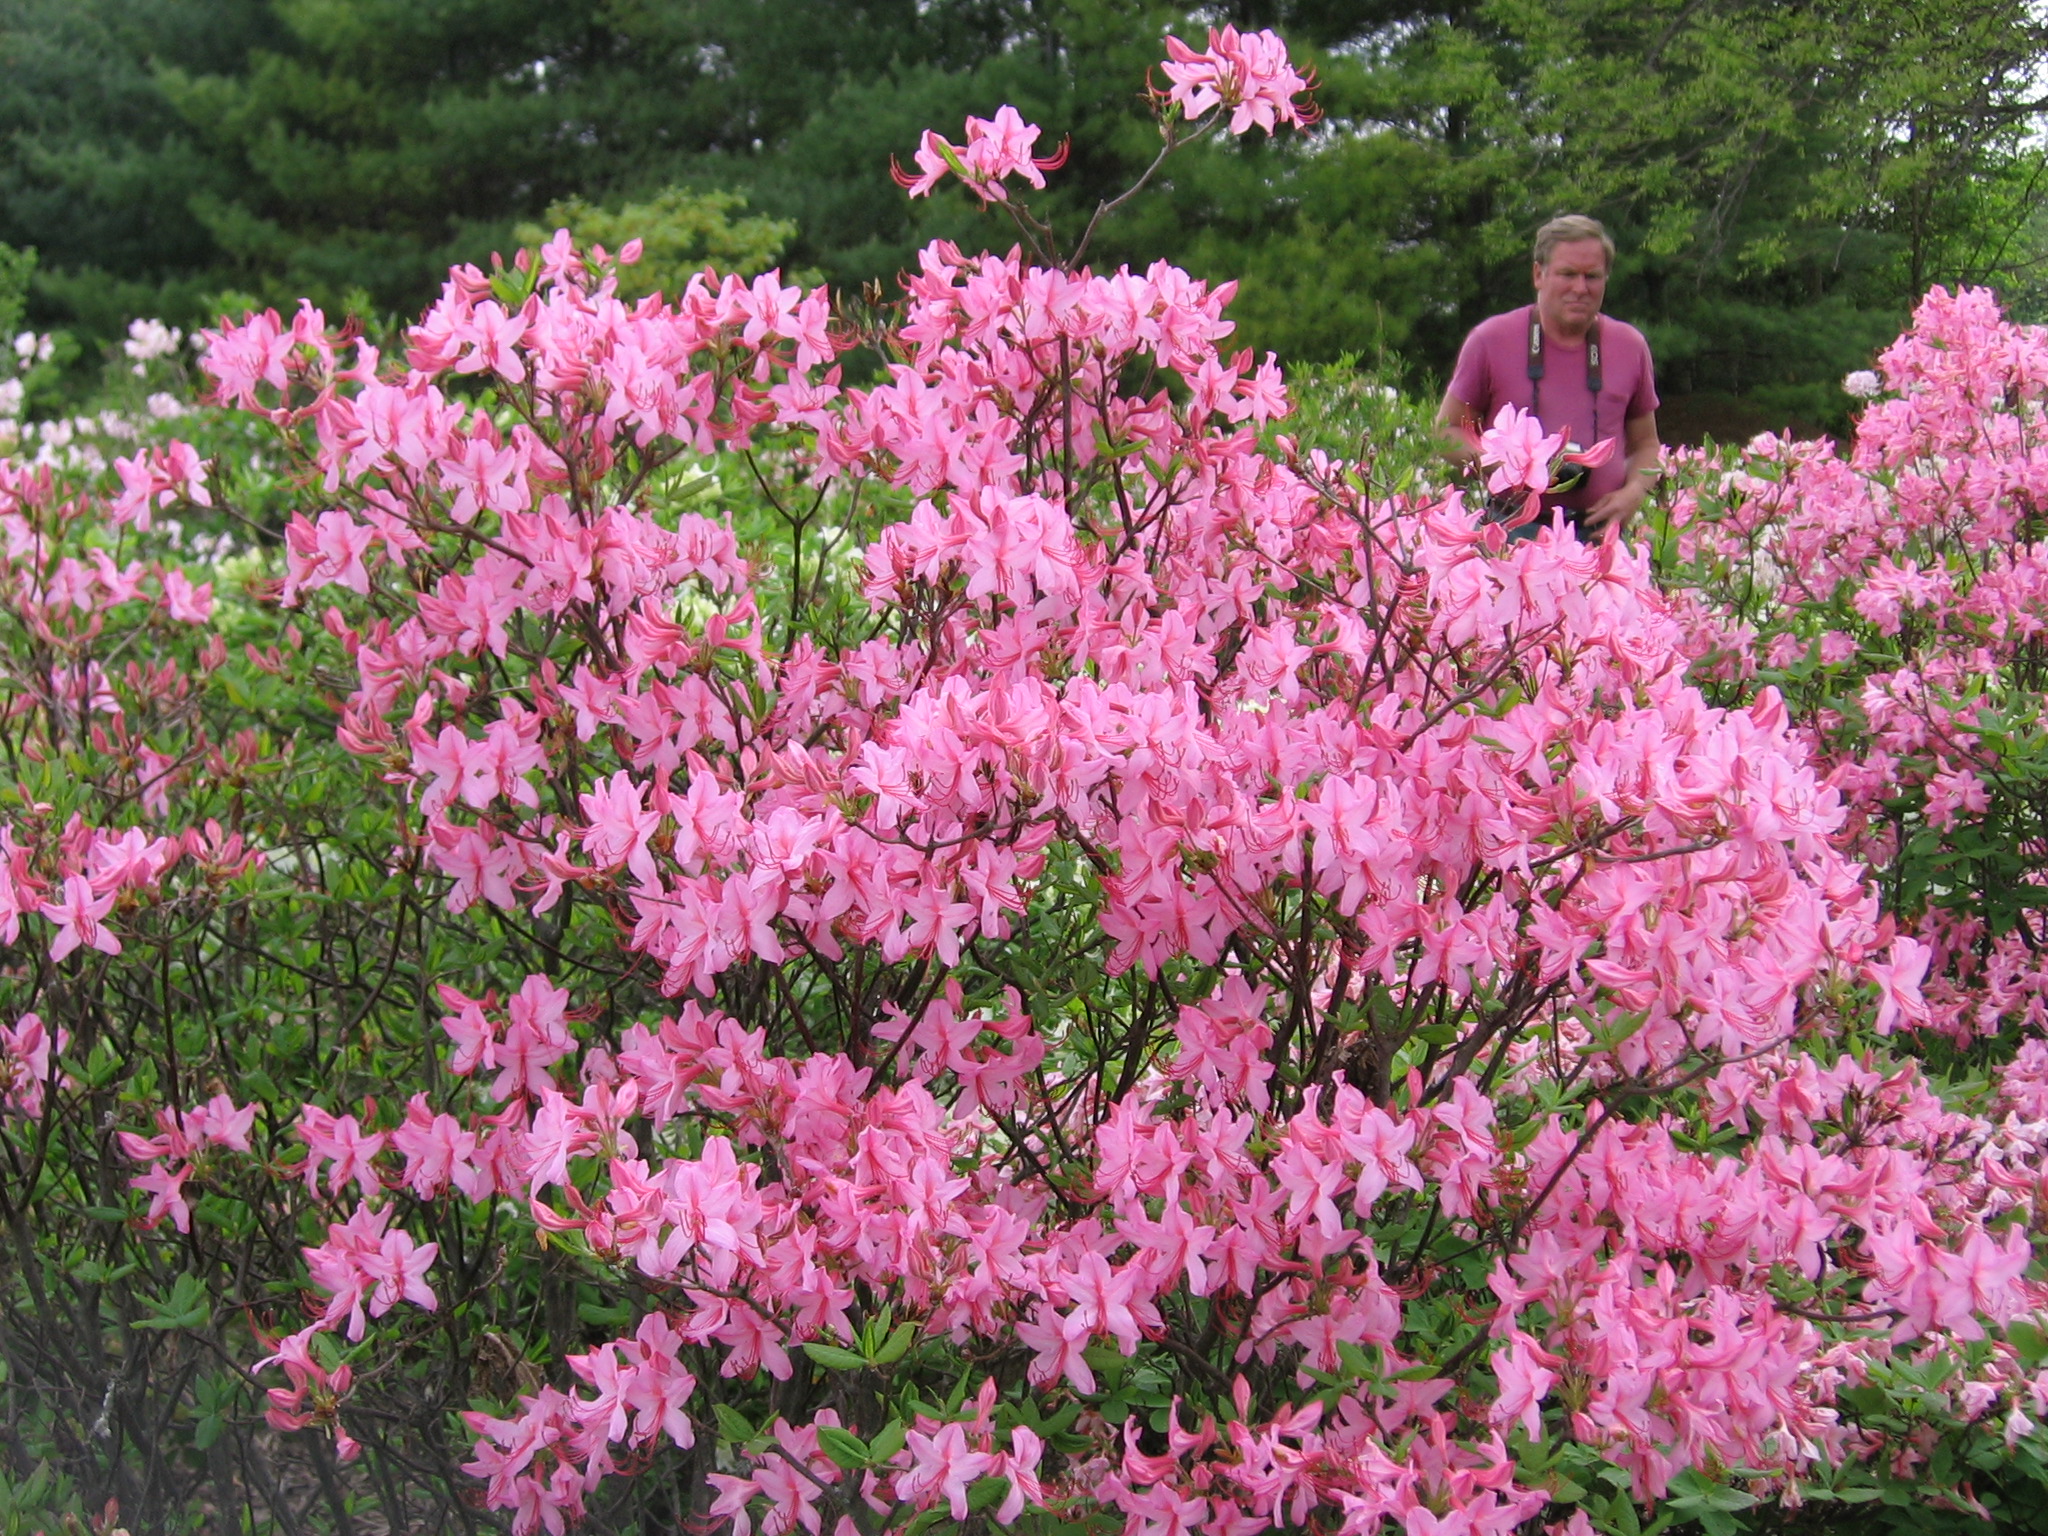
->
[1541,239,1609,272]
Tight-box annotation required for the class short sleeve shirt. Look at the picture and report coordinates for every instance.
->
[1447,306,1659,511]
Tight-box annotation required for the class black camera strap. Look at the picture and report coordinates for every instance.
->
[1525,306,1602,450]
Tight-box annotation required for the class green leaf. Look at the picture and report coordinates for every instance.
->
[132,1307,209,1332]
[1081,1344,1128,1386]
[1669,1470,1758,1514]
[1042,1402,1083,1435]
[868,1418,908,1464]
[132,1272,210,1331]
[1335,1341,1378,1380]
[84,1038,123,1089]
[714,1404,755,1443]
[2009,1319,2048,1367]
[578,1300,634,1328]
[802,1343,869,1371]
[859,1305,893,1355]
[816,1426,870,1470]
[1927,1439,1954,1486]
[968,1475,1013,1514]
[873,1321,918,1365]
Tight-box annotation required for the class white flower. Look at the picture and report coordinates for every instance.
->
[123,318,183,363]
[146,392,187,421]
[0,379,23,418]
[1843,369,1882,399]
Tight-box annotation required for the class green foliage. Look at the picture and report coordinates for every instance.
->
[0,1459,87,1536]
[515,186,797,296]
[0,242,34,346]
[0,0,281,327]
[1,0,1025,332]
[1265,356,1442,479]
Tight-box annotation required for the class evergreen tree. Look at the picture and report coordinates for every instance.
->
[2,0,2044,423]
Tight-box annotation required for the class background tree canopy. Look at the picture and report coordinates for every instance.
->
[3,0,2045,434]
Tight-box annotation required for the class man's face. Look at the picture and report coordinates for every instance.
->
[1532,238,1609,334]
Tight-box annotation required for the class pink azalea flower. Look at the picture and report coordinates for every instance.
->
[41,874,119,962]
[896,1421,992,1519]
[1161,26,1317,134]
[1477,402,1567,497]
[890,106,1070,203]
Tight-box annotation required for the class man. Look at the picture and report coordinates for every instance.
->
[1437,215,1661,533]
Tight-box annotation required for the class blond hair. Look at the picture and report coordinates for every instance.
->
[1533,215,1615,272]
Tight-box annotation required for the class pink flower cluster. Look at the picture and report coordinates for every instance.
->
[259,1329,361,1463]
[116,951,2048,1530]
[158,44,2048,1515]
[894,27,1315,213]
[1475,402,1614,501]
[15,29,2033,1536]
[110,439,211,531]
[299,1200,439,1342]
[0,1012,65,1117]
[118,1092,258,1232]
[199,211,1869,1082]
[892,105,1070,204]
[1161,25,1319,135]
[0,818,256,967]
[0,441,268,996]
[1666,286,2048,1042]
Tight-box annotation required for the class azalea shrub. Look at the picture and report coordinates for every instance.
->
[3,28,2048,1536]
[1658,286,2048,1049]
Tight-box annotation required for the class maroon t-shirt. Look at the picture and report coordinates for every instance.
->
[1447,306,1659,511]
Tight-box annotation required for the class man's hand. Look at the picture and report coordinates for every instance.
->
[1582,410,1662,532]
[1580,484,1645,531]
